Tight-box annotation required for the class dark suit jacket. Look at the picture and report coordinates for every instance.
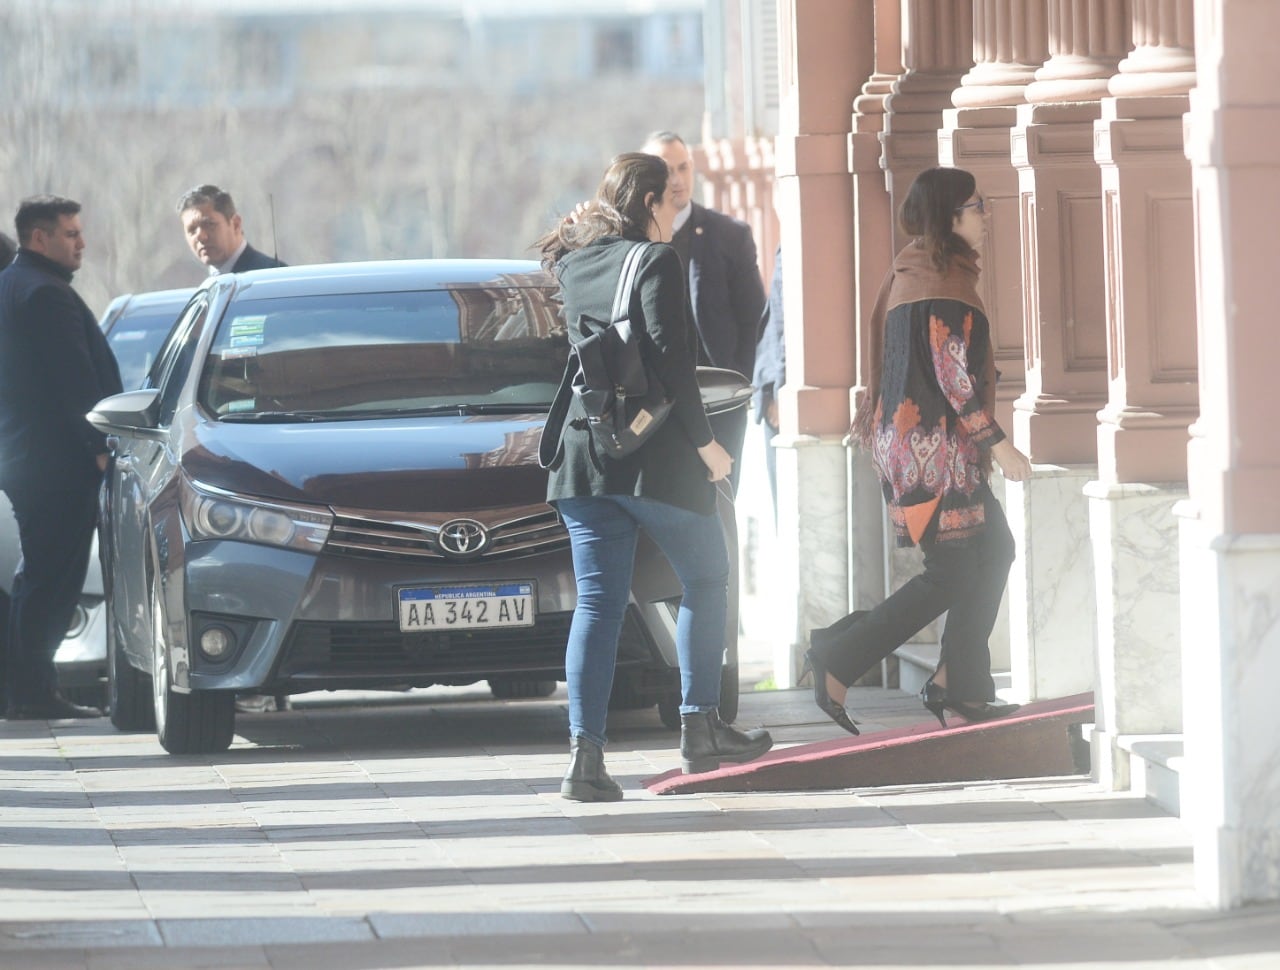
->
[231,243,286,273]
[685,203,766,379]
[0,251,123,489]
[751,245,785,421]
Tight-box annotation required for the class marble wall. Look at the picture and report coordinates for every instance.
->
[1005,465,1097,700]
[1179,519,1280,906]
[1088,481,1186,786]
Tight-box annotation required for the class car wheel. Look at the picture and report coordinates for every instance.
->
[607,669,654,711]
[718,663,740,724]
[488,678,557,700]
[657,691,681,731]
[107,595,154,731]
[656,664,739,730]
[151,581,234,755]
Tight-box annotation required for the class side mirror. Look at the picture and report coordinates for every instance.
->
[696,367,752,416]
[87,389,163,437]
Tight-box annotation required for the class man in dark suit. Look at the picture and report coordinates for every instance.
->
[641,132,767,491]
[176,184,292,715]
[0,232,16,269]
[0,196,122,719]
[177,184,286,276]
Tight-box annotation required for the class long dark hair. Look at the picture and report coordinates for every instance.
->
[536,152,668,268]
[898,167,978,272]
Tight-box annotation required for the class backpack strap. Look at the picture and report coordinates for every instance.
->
[538,344,578,470]
[610,241,650,324]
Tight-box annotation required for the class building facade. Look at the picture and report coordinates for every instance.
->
[703,0,1280,909]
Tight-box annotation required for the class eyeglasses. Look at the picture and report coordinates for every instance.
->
[955,196,987,216]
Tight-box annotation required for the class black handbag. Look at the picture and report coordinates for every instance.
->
[539,242,673,468]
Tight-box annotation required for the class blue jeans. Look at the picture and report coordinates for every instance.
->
[556,495,729,747]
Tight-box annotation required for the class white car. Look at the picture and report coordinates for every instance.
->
[0,287,192,706]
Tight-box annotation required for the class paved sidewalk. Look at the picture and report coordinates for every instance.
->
[1,683,1278,968]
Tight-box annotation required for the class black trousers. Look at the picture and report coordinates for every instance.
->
[3,472,99,706]
[825,485,1016,703]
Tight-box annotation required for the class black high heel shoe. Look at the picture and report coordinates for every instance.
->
[801,642,860,736]
[920,680,948,728]
[920,679,1020,727]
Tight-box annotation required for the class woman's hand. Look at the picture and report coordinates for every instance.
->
[991,439,1032,482]
[697,440,734,483]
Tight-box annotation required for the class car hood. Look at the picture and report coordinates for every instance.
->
[180,413,550,513]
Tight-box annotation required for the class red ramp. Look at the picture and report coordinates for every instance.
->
[642,692,1094,795]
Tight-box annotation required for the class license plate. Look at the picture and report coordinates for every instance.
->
[397,582,535,632]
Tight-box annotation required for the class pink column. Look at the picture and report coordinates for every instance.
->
[845,0,902,633]
[849,0,902,413]
[880,0,973,249]
[1003,1,1130,705]
[1011,0,1130,463]
[1093,0,1198,483]
[939,0,1048,431]
[771,0,875,684]
[1180,0,1280,908]
[1088,0,1196,790]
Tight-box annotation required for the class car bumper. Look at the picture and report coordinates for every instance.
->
[174,539,676,694]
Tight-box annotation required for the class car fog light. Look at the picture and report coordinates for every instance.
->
[63,603,89,640]
[200,626,234,659]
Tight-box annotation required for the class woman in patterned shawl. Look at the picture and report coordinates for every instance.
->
[804,167,1033,733]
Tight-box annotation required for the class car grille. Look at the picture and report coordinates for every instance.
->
[325,506,568,562]
[273,609,656,685]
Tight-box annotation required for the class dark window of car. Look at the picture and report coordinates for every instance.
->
[107,305,188,390]
[197,285,569,419]
[152,299,211,425]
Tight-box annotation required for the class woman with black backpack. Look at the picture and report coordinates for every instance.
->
[536,152,772,801]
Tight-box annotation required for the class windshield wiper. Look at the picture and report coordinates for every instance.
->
[346,403,552,418]
[218,410,338,423]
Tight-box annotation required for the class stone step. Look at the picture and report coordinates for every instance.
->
[1118,733,1184,816]
[895,642,1013,698]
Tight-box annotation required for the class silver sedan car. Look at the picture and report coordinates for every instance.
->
[0,287,191,706]
[89,261,749,755]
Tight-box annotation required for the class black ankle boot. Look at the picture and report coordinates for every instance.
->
[561,737,623,802]
[679,710,773,774]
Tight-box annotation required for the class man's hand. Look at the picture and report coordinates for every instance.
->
[765,398,779,431]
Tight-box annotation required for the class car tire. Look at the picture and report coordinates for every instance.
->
[151,581,234,754]
[488,678,557,700]
[718,663,740,724]
[657,692,681,731]
[607,669,654,711]
[656,663,739,731]
[107,596,155,731]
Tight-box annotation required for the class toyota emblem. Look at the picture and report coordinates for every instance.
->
[437,518,488,558]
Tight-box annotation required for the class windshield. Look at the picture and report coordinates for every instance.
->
[197,285,568,420]
[106,305,187,390]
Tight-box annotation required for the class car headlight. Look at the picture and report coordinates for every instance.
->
[180,476,332,552]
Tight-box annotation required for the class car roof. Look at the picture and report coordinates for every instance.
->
[221,258,551,299]
[123,287,197,308]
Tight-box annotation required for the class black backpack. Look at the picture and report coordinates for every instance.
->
[539,242,674,468]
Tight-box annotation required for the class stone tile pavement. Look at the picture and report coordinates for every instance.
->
[1,682,1278,968]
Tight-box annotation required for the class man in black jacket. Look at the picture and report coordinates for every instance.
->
[0,196,122,719]
[641,132,767,492]
[177,184,286,276]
